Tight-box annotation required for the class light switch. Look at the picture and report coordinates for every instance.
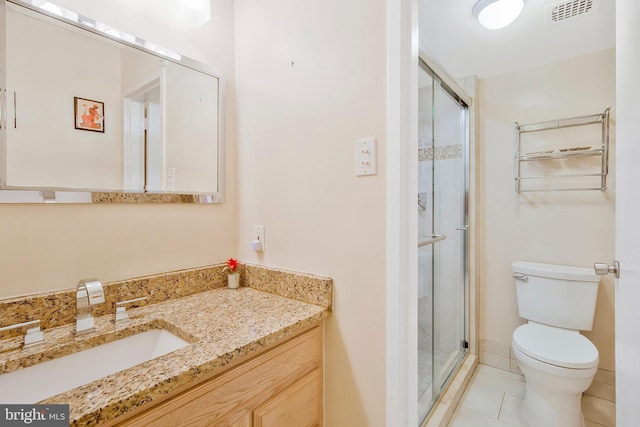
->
[355,138,377,176]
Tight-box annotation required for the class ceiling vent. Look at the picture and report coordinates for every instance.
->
[545,0,600,25]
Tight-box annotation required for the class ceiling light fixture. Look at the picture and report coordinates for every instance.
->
[473,0,526,30]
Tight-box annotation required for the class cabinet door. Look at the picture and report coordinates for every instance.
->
[253,369,321,427]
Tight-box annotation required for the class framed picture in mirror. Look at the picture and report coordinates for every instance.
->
[74,97,105,133]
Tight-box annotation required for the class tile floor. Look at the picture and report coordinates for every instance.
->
[446,364,616,427]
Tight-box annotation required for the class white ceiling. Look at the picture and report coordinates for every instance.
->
[419,0,615,79]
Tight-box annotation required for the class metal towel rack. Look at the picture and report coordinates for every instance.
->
[513,107,610,193]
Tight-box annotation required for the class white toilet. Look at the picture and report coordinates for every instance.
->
[511,261,600,427]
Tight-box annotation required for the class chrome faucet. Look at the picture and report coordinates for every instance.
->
[0,320,45,348]
[76,279,105,335]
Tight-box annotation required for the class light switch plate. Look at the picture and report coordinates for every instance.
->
[355,138,377,176]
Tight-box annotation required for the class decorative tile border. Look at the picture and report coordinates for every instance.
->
[418,144,463,162]
[419,147,434,162]
[0,263,333,340]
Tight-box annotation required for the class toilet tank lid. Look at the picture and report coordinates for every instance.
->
[511,261,600,282]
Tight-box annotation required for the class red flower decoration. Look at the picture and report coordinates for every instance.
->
[225,258,239,273]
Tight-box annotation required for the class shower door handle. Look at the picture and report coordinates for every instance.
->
[418,234,446,247]
[456,225,468,231]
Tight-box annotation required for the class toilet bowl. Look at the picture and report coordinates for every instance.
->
[512,322,598,427]
[511,261,601,427]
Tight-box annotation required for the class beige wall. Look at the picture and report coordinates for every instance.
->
[478,48,616,370]
[0,0,237,298]
[234,0,387,424]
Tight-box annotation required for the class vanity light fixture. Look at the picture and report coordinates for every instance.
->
[473,0,526,30]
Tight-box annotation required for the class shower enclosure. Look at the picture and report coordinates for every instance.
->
[417,57,469,424]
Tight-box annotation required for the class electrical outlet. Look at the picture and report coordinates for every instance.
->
[254,225,265,251]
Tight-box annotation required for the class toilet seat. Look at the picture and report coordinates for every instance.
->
[513,323,598,369]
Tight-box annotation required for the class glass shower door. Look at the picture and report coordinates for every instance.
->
[418,59,468,424]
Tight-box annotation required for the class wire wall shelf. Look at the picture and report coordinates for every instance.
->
[513,107,610,193]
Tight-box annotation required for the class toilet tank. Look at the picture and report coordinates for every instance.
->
[511,261,600,331]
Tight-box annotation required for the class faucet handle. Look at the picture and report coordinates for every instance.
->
[0,320,45,348]
[114,297,148,324]
[24,322,44,348]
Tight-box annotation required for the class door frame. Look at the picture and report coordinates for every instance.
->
[122,78,163,191]
[615,0,640,423]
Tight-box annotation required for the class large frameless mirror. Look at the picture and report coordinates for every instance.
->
[0,0,224,203]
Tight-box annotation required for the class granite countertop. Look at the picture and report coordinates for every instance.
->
[0,287,328,426]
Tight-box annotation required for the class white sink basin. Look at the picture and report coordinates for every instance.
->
[0,329,190,403]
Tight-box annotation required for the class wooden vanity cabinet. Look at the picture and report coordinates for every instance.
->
[114,324,322,427]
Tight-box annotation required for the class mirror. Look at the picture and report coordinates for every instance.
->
[0,0,223,203]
